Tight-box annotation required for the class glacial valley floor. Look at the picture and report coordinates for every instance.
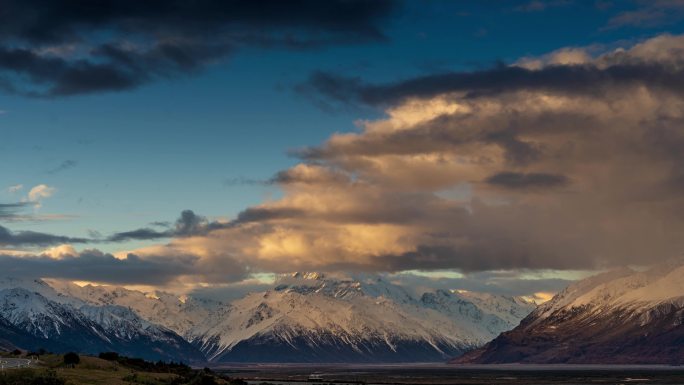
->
[215,363,684,385]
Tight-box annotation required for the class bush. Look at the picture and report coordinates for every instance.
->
[114,356,191,375]
[98,352,119,361]
[26,348,48,357]
[63,352,80,367]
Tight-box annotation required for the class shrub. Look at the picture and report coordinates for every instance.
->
[98,352,119,361]
[63,352,80,367]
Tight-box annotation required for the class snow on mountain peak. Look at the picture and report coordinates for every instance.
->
[42,280,220,337]
[0,273,537,363]
[290,272,327,280]
[535,260,684,320]
[457,259,684,365]
[186,273,536,362]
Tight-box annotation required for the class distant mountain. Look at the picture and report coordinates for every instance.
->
[46,280,217,338]
[0,273,535,363]
[454,262,684,364]
[188,273,535,363]
[0,278,204,362]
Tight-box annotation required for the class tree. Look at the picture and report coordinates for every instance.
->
[98,352,119,361]
[63,352,80,368]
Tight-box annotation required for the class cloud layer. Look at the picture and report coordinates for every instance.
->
[0,0,398,96]
[9,34,684,290]
[107,210,229,242]
[0,225,88,247]
[300,35,684,108]
[131,34,684,277]
[0,249,198,285]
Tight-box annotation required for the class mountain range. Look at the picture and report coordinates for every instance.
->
[454,261,684,364]
[0,273,535,363]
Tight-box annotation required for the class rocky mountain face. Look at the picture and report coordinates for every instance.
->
[0,273,535,363]
[454,262,684,364]
[0,315,41,352]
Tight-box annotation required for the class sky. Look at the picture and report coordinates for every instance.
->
[2,0,684,300]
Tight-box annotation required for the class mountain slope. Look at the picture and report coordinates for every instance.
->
[0,314,43,352]
[46,280,217,338]
[0,274,534,363]
[454,262,684,364]
[0,279,204,362]
[189,273,535,363]
[0,287,115,353]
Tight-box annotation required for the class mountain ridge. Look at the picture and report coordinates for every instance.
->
[453,262,684,364]
[0,273,535,363]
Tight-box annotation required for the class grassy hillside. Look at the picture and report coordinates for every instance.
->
[0,351,243,385]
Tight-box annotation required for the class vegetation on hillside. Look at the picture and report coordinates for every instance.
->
[0,351,245,385]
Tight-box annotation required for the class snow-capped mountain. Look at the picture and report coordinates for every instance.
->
[420,290,533,338]
[188,273,535,363]
[0,278,204,362]
[0,273,535,363]
[454,261,684,364]
[46,280,217,337]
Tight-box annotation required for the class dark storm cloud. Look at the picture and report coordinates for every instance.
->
[390,271,572,297]
[0,0,399,96]
[373,240,588,273]
[0,46,147,96]
[0,0,398,43]
[0,225,89,246]
[107,209,230,241]
[293,118,542,166]
[0,250,196,285]
[0,234,250,284]
[107,228,169,242]
[235,207,308,224]
[484,130,541,165]
[484,171,569,189]
[300,61,684,107]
